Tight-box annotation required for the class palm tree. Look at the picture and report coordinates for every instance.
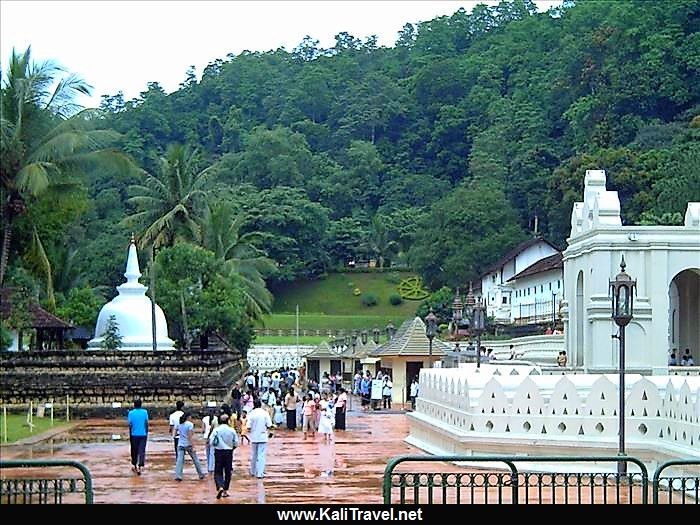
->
[200,201,275,321]
[363,216,399,268]
[123,144,213,251]
[1,46,135,296]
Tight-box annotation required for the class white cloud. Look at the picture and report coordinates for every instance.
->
[1,0,561,107]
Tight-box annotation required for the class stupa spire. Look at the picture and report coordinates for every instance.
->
[124,235,142,284]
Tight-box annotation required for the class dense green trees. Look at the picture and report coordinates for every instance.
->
[4,0,700,343]
[0,46,135,308]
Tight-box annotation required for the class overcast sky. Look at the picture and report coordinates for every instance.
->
[1,0,561,108]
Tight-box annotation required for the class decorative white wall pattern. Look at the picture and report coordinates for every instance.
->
[409,367,699,463]
[245,345,314,371]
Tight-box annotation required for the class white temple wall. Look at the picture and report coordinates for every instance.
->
[408,367,700,467]
[562,170,699,374]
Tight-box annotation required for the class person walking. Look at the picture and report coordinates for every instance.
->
[174,412,206,481]
[284,387,299,430]
[127,399,148,475]
[334,387,347,430]
[168,400,185,456]
[209,413,239,499]
[247,399,273,478]
[409,378,419,411]
[202,409,218,473]
[318,396,334,443]
[230,384,243,419]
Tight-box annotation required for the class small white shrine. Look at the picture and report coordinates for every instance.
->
[88,238,175,351]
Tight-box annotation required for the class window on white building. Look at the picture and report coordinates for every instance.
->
[558,280,561,289]
[492,274,496,283]
[540,285,543,293]
[502,297,508,305]
[549,282,552,290]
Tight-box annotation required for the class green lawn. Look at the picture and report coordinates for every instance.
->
[253,335,331,345]
[0,413,68,444]
[271,271,423,316]
[256,314,411,332]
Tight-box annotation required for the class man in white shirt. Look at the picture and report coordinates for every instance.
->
[168,400,184,456]
[246,399,272,478]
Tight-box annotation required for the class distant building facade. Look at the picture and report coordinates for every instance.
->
[478,238,561,324]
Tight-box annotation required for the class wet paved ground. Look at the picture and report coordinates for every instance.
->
[1,404,689,504]
[1,407,422,504]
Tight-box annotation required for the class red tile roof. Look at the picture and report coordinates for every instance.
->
[0,288,73,329]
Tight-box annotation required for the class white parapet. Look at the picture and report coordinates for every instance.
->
[408,367,700,471]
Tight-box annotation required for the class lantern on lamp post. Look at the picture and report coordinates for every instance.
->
[609,255,636,477]
[425,309,438,368]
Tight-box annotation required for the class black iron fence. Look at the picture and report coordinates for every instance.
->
[384,455,699,504]
[0,460,93,504]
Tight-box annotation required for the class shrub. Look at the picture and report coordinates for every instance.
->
[389,294,403,306]
[361,293,378,307]
[353,288,362,296]
[385,272,402,284]
[347,281,355,288]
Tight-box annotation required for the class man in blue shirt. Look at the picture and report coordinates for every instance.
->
[127,399,149,475]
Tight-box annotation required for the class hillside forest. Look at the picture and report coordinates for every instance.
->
[1,0,699,350]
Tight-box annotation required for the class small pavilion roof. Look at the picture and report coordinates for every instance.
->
[370,317,451,357]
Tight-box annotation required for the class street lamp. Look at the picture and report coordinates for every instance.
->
[372,327,380,344]
[361,329,368,345]
[451,288,463,339]
[425,308,438,368]
[472,296,486,369]
[609,255,636,476]
[385,322,396,341]
[351,330,359,355]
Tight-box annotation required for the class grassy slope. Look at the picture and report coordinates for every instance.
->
[271,272,420,316]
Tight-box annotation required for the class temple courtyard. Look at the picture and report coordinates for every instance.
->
[2,408,420,504]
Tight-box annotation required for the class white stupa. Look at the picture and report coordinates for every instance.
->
[88,237,175,351]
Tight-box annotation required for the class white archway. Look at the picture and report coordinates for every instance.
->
[669,268,700,365]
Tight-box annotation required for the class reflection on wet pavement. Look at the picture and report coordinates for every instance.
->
[1,412,422,504]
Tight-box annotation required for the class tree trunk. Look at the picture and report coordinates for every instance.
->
[0,216,12,286]
[180,291,190,351]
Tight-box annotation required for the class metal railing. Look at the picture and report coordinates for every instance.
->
[653,460,700,504]
[0,460,93,504]
[383,455,650,504]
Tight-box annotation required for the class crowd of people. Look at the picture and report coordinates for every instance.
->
[669,348,695,366]
[128,364,413,500]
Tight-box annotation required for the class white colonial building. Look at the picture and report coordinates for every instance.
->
[478,237,561,324]
[507,253,563,325]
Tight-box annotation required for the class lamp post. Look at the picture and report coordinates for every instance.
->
[451,288,463,340]
[472,296,486,369]
[609,255,636,477]
[385,322,396,341]
[372,327,380,345]
[552,292,557,328]
[425,309,438,368]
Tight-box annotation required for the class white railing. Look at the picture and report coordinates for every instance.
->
[246,345,314,371]
[411,366,700,459]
